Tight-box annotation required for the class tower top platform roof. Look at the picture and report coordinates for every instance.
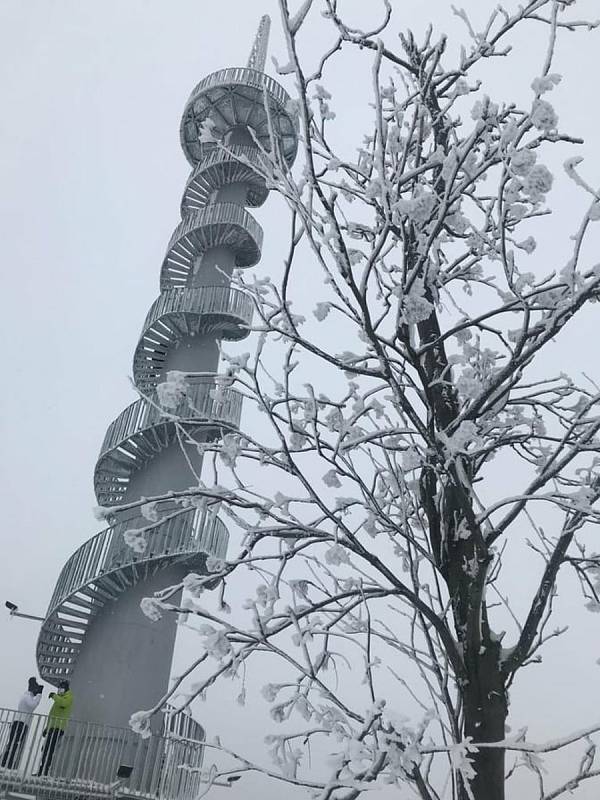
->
[179,15,299,167]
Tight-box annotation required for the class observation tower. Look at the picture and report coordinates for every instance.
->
[34,15,297,738]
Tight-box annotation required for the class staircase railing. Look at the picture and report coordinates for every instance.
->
[48,507,227,619]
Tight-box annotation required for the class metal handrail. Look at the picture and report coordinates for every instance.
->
[98,379,242,462]
[46,508,227,621]
[0,706,204,800]
[187,142,268,177]
[138,285,254,341]
[185,66,291,114]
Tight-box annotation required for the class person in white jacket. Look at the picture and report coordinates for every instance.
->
[1,677,43,769]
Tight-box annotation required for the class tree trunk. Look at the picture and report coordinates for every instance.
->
[460,644,508,800]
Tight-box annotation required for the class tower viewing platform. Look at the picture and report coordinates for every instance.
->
[3,14,298,800]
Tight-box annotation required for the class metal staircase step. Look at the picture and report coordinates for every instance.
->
[48,619,86,634]
[46,608,87,635]
[148,323,172,342]
[38,661,72,672]
[67,593,103,613]
[130,433,159,460]
[56,604,93,621]
[87,584,118,604]
[81,585,112,604]
[40,646,79,656]
[94,574,126,597]
[111,568,133,591]
[42,619,85,636]
[102,453,136,476]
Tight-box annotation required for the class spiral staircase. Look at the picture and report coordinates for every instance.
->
[35,506,228,684]
[0,17,300,800]
[34,13,298,736]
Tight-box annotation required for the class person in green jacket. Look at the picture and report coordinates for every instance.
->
[39,680,73,775]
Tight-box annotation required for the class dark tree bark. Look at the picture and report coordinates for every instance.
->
[461,641,508,800]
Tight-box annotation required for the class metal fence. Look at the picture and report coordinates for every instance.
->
[0,706,204,799]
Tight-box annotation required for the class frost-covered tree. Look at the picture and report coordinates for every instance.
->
[117,2,600,798]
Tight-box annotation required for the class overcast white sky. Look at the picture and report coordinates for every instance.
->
[1,1,600,798]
